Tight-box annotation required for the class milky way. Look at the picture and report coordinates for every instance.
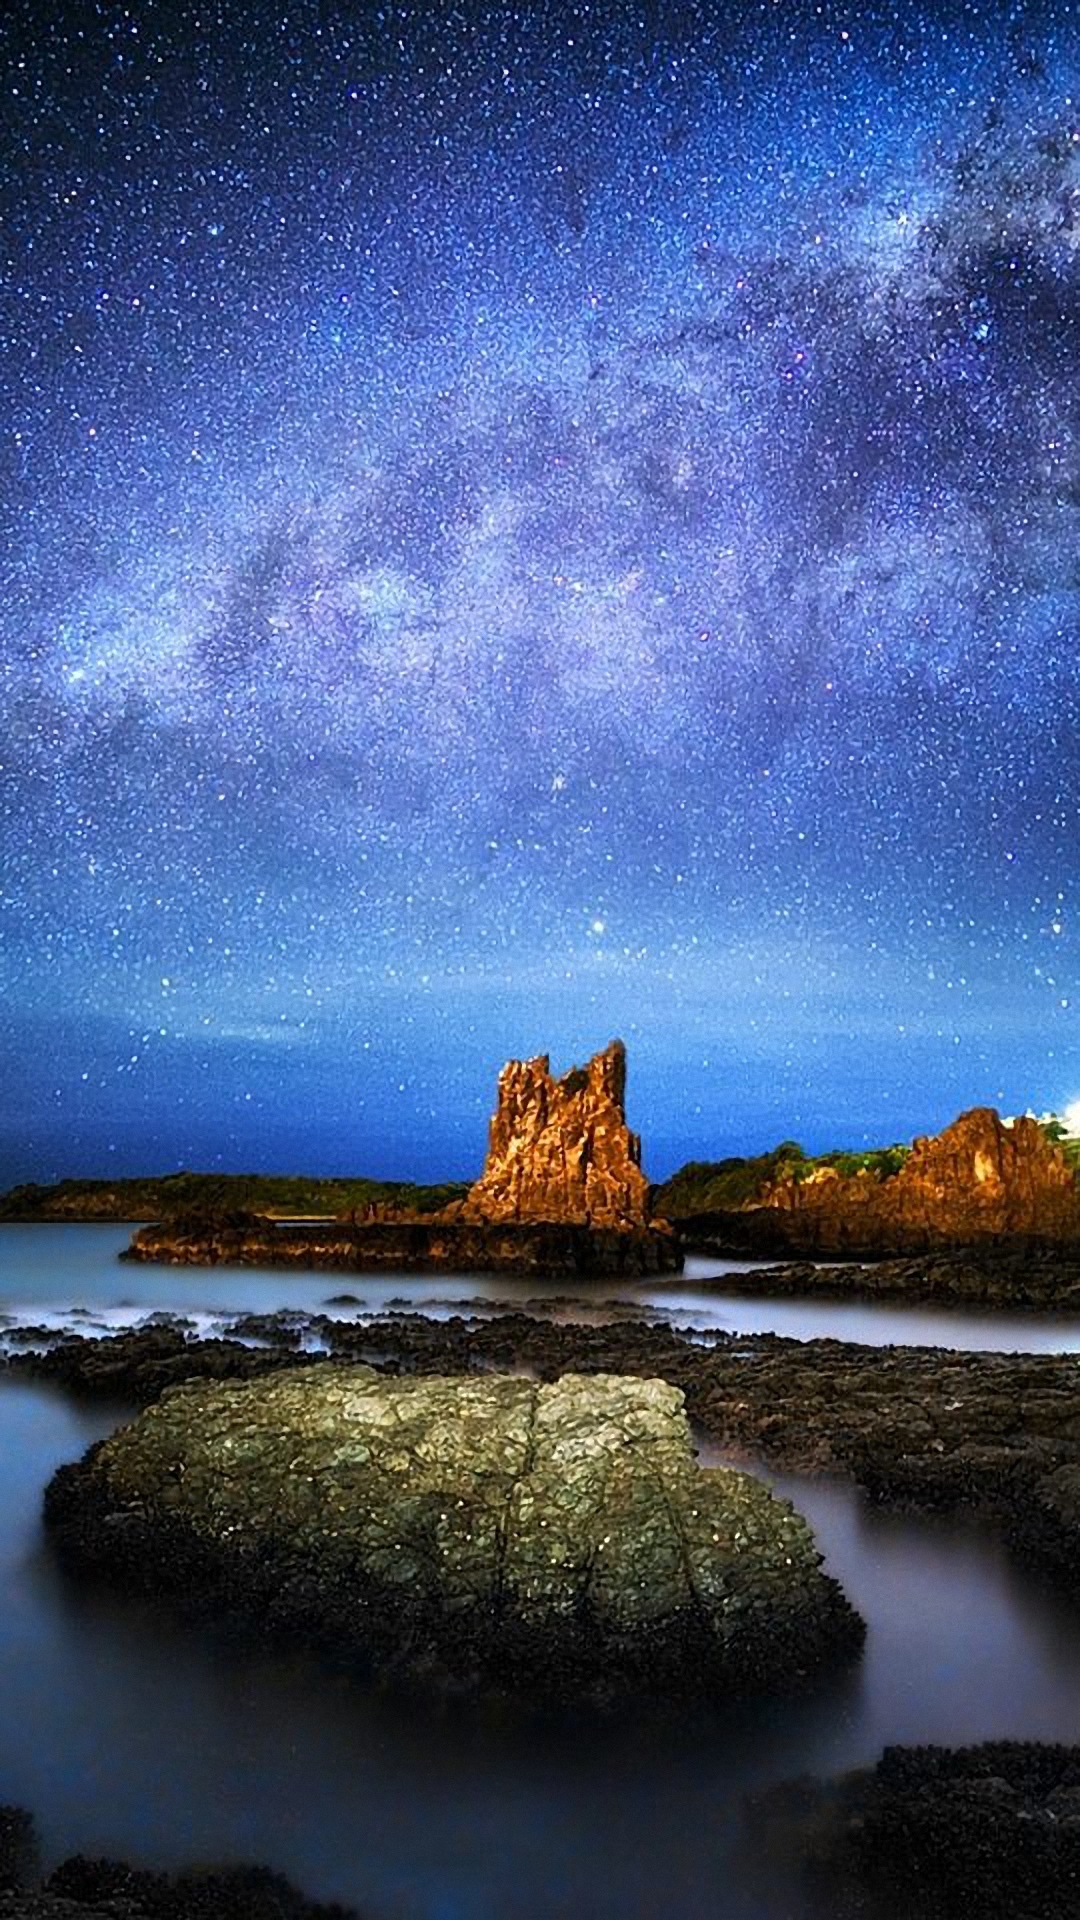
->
[3,0,1080,1182]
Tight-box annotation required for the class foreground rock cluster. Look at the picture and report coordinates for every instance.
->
[45,1366,860,1707]
[750,1742,1080,1919]
[0,1803,353,1919]
[17,1306,1080,1599]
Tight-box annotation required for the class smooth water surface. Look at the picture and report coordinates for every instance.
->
[2,1226,1080,1916]
[5,1225,1080,1352]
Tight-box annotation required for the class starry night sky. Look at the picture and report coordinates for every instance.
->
[3,0,1080,1185]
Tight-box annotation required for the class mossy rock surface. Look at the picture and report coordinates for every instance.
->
[46,1366,861,1706]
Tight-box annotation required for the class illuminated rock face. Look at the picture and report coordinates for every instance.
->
[461,1039,653,1228]
[46,1366,863,1704]
[764,1108,1080,1253]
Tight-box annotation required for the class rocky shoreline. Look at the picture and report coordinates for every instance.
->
[0,1804,354,1919]
[9,1304,1080,1601]
[121,1212,683,1276]
[748,1741,1080,1919]
[669,1246,1080,1310]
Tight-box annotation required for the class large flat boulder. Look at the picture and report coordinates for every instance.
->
[45,1367,860,1707]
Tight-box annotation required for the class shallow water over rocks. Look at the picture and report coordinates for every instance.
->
[3,1226,1080,1916]
[7,1225,1080,1352]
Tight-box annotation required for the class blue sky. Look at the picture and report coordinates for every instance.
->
[3,0,1079,1182]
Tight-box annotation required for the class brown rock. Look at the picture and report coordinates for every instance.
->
[760,1108,1080,1255]
[460,1039,653,1228]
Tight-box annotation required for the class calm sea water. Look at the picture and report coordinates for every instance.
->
[1,1225,1080,1918]
[4,1223,1080,1352]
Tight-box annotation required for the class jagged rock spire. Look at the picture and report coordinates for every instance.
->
[461,1038,653,1228]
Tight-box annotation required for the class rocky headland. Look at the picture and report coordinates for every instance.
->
[122,1040,681,1278]
[666,1105,1080,1260]
[43,1365,861,1708]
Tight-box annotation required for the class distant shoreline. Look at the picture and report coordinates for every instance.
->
[0,1172,469,1225]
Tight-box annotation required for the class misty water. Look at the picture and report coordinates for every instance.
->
[3,1226,1080,1917]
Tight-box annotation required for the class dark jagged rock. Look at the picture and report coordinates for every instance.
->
[122,1215,681,1276]
[5,1326,313,1404]
[44,1366,861,1709]
[460,1038,653,1228]
[0,1809,355,1919]
[654,1248,1080,1311]
[0,1808,38,1895]
[749,1743,1080,1919]
[676,1107,1080,1259]
[42,1857,356,1920]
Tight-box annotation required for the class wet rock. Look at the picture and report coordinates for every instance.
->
[0,1809,354,1919]
[5,1327,312,1405]
[43,1857,355,1919]
[661,1249,1080,1310]
[44,1367,861,1708]
[122,1217,682,1278]
[0,1808,38,1894]
[1010,1464,1080,1593]
[220,1312,309,1347]
[753,1742,1080,1919]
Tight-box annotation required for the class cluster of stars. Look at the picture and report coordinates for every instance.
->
[2,0,1080,1180]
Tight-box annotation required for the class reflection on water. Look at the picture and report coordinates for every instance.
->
[3,1227,1080,1915]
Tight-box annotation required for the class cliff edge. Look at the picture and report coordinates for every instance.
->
[668,1107,1080,1258]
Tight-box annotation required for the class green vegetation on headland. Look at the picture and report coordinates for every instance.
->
[654,1116,1080,1218]
[1040,1118,1080,1172]
[0,1171,469,1223]
[653,1139,912,1217]
[6,1114,1078,1226]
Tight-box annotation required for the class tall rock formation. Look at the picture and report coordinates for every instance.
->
[125,1038,682,1276]
[761,1107,1080,1253]
[460,1039,654,1228]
